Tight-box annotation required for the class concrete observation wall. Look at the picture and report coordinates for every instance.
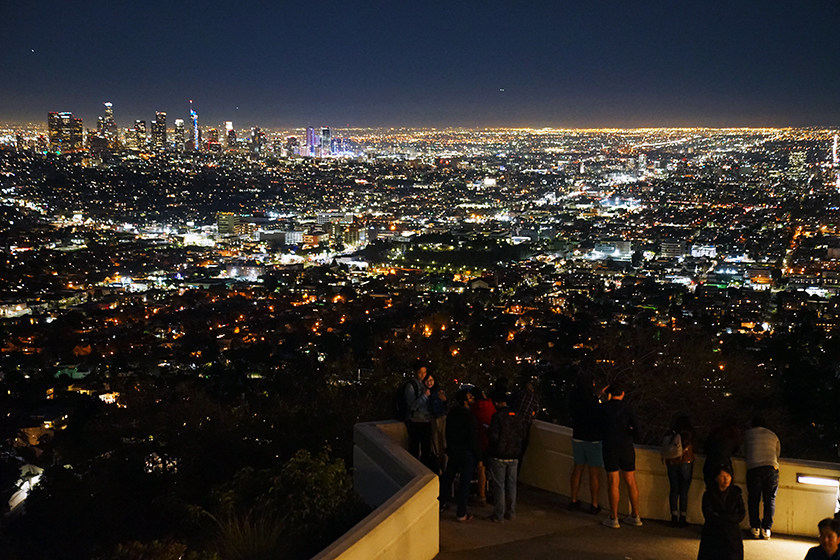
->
[312,421,439,560]
[519,420,840,537]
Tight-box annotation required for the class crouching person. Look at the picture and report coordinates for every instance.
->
[487,389,526,523]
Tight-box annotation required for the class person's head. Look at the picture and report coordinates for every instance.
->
[469,386,485,401]
[714,463,734,492]
[489,388,508,407]
[415,362,428,381]
[607,380,626,399]
[424,373,435,389]
[751,416,767,429]
[673,415,693,434]
[455,388,474,408]
[817,518,840,555]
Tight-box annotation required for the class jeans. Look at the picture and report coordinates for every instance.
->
[489,457,518,519]
[440,452,476,518]
[666,462,693,515]
[746,465,779,529]
[406,420,435,471]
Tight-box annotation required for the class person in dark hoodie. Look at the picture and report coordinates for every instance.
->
[568,374,605,515]
[600,380,643,528]
[698,462,746,560]
[486,389,526,523]
[439,388,481,522]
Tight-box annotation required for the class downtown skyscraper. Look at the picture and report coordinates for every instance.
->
[152,112,167,149]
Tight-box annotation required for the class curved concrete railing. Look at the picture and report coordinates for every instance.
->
[519,420,840,537]
[312,421,439,560]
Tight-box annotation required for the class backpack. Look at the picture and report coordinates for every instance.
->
[394,379,418,422]
[660,431,683,460]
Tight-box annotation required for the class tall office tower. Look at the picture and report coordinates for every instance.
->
[285,136,299,156]
[638,153,647,173]
[225,121,236,148]
[306,126,317,156]
[250,127,265,153]
[47,112,83,152]
[123,128,139,150]
[174,119,186,150]
[151,112,167,149]
[72,117,83,149]
[135,120,147,148]
[97,116,105,135]
[320,127,331,156]
[834,135,839,191]
[189,101,199,150]
[103,102,118,145]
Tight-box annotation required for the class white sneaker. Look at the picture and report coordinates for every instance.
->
[623,515,643,526]
[601,516,620,528]
[760,528,771,539]
[750,528,761,539]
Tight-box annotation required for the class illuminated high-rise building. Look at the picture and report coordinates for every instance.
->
[151,112,167,149]
[135,120,146,148]
[250,127,265,153]
[102,102,117,145]
[174,119,185,150]
[47,112,83,152]
[285,136,299,157]
[225,121,235,148]
[189,100,199,150]
[320,127,331,156]
[306,126,317,157]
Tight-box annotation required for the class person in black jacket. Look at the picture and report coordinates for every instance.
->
[486,390,525,522]
[698,462,746,560]
[439,388,480,522]
[568,374,605,515]
[600,380,643,528]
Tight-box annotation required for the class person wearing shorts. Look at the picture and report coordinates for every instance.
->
[599,381,642,528]
[568,375,605,514]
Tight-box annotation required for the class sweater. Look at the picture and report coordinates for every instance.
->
[743,427,780,470]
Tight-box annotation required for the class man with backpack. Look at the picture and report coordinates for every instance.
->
[487,389,526,523]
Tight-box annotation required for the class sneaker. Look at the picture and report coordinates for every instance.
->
[456,513,474,522]
[601,516,620,528]
[567,501,582,511]
[504,512,516,521]
[588,504,602,515]
[488,514,504,523]
[760,528,771,539]
[623,515,643,527]
[750,528,761,539]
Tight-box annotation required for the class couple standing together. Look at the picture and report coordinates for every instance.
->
[569,378,643,528]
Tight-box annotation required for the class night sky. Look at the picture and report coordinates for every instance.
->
[2,1,840,129]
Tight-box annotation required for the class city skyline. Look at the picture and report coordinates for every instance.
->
[2,1,840,128]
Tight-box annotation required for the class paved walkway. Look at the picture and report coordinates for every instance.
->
[438,486,816,560]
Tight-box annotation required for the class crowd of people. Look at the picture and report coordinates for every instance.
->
[398,364,840,559]
[401,363,537,522]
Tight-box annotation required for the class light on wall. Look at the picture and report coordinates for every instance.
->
[796,474,840,488]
